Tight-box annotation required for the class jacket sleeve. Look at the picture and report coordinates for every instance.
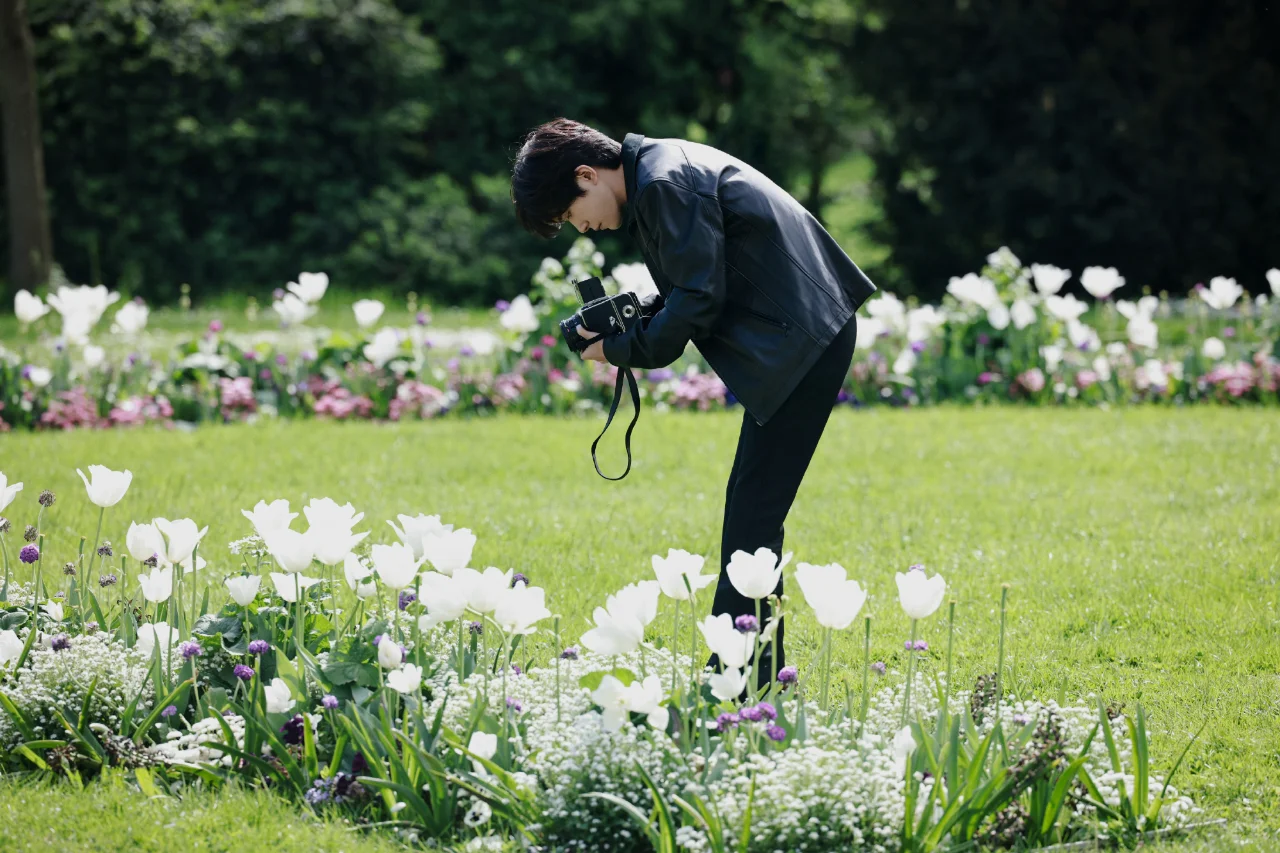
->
[601,181,727,369]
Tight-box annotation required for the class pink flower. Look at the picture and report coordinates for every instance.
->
[1017,368,1046,393]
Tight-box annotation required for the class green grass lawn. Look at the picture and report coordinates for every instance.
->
[1,407,1277,850]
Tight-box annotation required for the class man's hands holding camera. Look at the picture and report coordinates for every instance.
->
[576,326,607,363]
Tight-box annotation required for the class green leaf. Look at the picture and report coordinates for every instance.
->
[0,611,28,630]
[577,666,636,693]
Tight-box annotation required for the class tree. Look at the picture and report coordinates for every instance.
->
[0,0,52,295]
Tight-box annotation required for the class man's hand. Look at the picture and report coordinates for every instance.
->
[576,325,608,363]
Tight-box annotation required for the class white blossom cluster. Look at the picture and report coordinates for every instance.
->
[145,712,245,766]
[0,631,153,748]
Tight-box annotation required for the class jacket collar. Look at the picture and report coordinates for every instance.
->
[621,132,644,231]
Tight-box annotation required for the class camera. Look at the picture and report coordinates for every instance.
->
[559,276,655,354]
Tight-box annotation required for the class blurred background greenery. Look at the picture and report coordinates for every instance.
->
[0,0,1275,309]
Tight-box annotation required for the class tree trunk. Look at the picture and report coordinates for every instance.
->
[0,0,52,294]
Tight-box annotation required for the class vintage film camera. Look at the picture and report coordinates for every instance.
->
[558,276,655,353]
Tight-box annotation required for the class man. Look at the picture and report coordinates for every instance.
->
[511,118,876,685]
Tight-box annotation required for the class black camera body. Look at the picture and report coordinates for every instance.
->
[559,276,653,354]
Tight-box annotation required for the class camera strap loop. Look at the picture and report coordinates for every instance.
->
[581,333,642,481]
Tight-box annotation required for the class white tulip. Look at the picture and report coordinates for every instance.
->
[1143,359,1168,389]
[343,553,372,591]
[153,517,208,566]
[1267,268,1280,296]
[111,301,149,335]
[1116,296,1159,321]
[893,725,917,771]
[467,731,498,774]
[417,571,469,630]
[26,366,52,388]
[453,566,513,614]
[1010,299,1036,330]
[985,301,1010,331]
[420,527,476,576]
[76,465,132,508]
[895,566,946,620]
[855,315,885,350]
[377,634,403,670]
[1044,294,1089,323]
[590,674,633,732]
[625,674,670,732]
[264,677,296,714]
[42,601,65,622]
[581,592,647,657]
[241,499,298,538]
[1127,315,1159,350]
[612,262,659,301]
[353,299,385,329]
[126,521,165,563]
[794,562,867,630]
[1092,355,1113,382]
[135,621,177,659]
[697,613,755,670]
[611,580,661,628]
[387,513,454,560]
[82,345,106,369]
[224,574,262,607]
[273,292,315,325]
[1201,337,1226,361]
[309,526,369,567]
[356,580,378,600]
[287,271,329,304]
[651,548,715,601]
[269,572,321,603]
[1199,276,1243,310]
[302,497,365,532]
[892,348,917,377]
[1066,320,1100,353]
[371,542,424,590]
[0,472,22,512]
[1080,266,1125,299]
[493,583,551,635]
[866,293,907,334]
[138,565,174,603]
[387,663,423,694]
[906,305,946,343]
[177,553,207,576]
[363,327,402,367]
[498,294,539,334]
[946,273,999,310]
[0,629,24,667]
[262,528,314,573]
[708,667,749,702]
[14,290,50,324]
[726,547,792,600]
[1030,264,1070,296]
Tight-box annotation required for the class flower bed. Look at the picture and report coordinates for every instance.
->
[0,465,1210,850]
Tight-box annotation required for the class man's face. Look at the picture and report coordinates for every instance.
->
[557,166,621,234]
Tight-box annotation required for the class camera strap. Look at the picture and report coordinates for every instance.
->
[581,333,642,480]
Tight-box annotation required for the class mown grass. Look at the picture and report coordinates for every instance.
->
[1,406,1277,850]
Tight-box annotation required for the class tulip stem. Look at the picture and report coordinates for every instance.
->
[670,598,680,700]
[457,616,466,681]
[902,619,918,726]
[501,631,511,745]
[34,533,44,604]
[87,506,105,588]
[753,598,763,700]
[858,616,871,737]
[190,544,200,623]
[944,600,956,711]
[553,616,562,725]
[0,533,10,599]
[819,626,833,710]
[769,595,780,701]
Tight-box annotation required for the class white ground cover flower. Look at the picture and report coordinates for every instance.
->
[146,713,246,766]
[0,632,153,748]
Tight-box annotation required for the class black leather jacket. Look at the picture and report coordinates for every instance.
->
[601,132,877,425]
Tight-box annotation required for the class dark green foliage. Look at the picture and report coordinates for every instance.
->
[854,0,1280,299]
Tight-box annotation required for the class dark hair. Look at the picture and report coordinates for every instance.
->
[511,118,621,239]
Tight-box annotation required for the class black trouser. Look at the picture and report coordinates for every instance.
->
[708,313,858,687]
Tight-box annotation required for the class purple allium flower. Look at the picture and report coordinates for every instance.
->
[904,640,914,650]
[209,319,224,333]
[20,364,32,380]
[777,666,798,685]
[301,350,316,362]
[1224,326,1236,338]
[275,353,288,366]
[740,705,764,723]
[259,368,272,381]
[468,621,483,635]
[273,288,285,300]
[913,639,929,651]
[0,517,9,534]
[18,545,38,564]
[248,639,271,655]
[180,640,203,660]
[978,333,991,346]
[506,697,523,713]
[510,572,529,588]
[495,299,511,312]
[908,563,925,573]
[871,661,887,676]
[99,573,118,588]
[910,340,926,354]
[97,541,113,557]
[280,714,306,745]
[459,345,475,358]
[756,702,777,721]
[511,663,522,676]
[322,694,339,710]
[398,590,416,611]
[415,311,429,326]
[161,705,177,718]
[85,621,100,634]
[765,724,787,742]
[352,752,369,775]
[234,664,255,681]
[734,614,759,634]
[51,634,71,652]
[716,712,740,732]
[559,646,579,660]
[446,358,460,372]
